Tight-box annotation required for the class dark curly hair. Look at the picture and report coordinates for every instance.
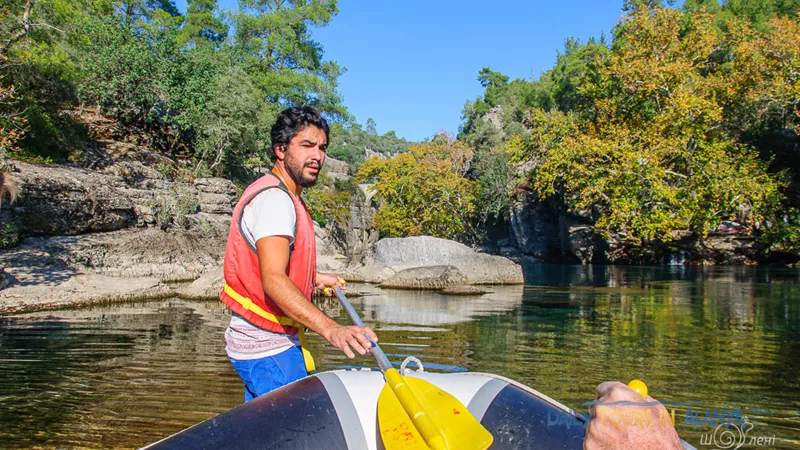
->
[269,106,330,162]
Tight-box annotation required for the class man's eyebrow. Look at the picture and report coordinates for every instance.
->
[299,139,328,147]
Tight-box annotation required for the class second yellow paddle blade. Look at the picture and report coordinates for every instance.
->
[377,376,493,450]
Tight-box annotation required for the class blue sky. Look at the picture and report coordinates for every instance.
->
[176,1,626,141]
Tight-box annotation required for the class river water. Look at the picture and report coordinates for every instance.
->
[1,264,799,449]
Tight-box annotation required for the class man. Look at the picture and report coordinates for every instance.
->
[220,106,377,401]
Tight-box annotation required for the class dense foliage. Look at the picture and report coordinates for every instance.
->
[0,0,351,178]
[2,0,799,256]
[354,134,477,240]
[327,119,412,168]
[460,0,800,252]
[0,54,25,173]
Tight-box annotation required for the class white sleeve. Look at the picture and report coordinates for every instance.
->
[240,188,297,248]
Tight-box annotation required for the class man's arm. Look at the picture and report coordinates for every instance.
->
[256,236,377,359]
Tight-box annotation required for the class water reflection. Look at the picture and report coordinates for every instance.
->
[337,284,525,326]
[0,265,798,449]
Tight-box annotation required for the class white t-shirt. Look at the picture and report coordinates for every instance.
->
[225,188,301,360]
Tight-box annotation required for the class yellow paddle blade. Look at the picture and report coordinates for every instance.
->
[378,371,493,450]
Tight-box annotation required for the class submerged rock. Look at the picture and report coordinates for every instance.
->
[440,285,488,295]
[379,265,468,290]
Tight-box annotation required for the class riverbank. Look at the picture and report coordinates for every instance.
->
[0,225,522,314]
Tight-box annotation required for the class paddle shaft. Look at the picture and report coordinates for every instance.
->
[332,286,392,372]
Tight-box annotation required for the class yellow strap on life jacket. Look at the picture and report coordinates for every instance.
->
[223,283,316,373]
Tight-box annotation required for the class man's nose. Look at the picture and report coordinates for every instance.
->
[312,146,325,162]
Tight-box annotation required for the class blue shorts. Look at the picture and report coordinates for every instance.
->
[229,346,308,402]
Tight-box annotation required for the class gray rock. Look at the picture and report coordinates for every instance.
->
[177,267,224,300]
[509,190,561,260]
[0,273,173,313]
[315,222,346,256]
[198,192,235,215]
[195,178,236,215]
[8,162,137,236]
[4,162,238,240]
[340,265,395,284]
[0,242,173,313]
[380,265,468,290]
[15,219,228,282]
[317,254,347,272]
[365,236,523,285]
[323,157,349,181]
[509,189,607,264]
[194,177,237,196]
[440,285,487,295]
[329,185,380,263]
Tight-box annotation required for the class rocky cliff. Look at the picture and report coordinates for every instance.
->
[0,147,525,311]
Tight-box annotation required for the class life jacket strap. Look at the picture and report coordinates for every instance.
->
[223,283,316,373]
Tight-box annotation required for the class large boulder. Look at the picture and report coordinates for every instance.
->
[357,236,524,285]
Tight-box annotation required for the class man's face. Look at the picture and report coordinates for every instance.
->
[280,125,328,188]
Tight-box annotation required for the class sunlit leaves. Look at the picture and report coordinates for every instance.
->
[521,5,788,245]
[354,134,477,239]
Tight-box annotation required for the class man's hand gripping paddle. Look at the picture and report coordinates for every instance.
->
[331,286,493,450]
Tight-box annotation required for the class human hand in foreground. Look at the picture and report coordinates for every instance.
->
[584,381,683,450]
[316,272,345,296]
[324,325,378,359]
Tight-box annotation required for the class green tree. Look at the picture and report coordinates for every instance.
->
[116,0,180,27]
[0,0,117,161]
[233,0,347,120]
[194,66,269,177]
[366,117,377,136]
[547,37,610,112]
[474,146,513,225]
[0,55,26,171]
[78,14,224,156]
[514,6,785,247]
[327,121,412,168]
[478,67,510,107]
[178,0,228,46]
[354,134,477,239]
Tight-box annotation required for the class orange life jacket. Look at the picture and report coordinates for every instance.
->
[219,171,317,371]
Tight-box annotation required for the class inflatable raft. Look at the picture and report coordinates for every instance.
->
[145,368,588,450]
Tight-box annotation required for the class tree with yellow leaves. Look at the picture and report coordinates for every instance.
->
[354,134,478,240]
[512,5,792,249]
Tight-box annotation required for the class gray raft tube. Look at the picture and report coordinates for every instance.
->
[143,370,697,450]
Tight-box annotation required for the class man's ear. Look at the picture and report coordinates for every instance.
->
[273,144,286,161]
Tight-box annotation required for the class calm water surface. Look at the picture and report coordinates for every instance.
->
[1,264,799,449]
